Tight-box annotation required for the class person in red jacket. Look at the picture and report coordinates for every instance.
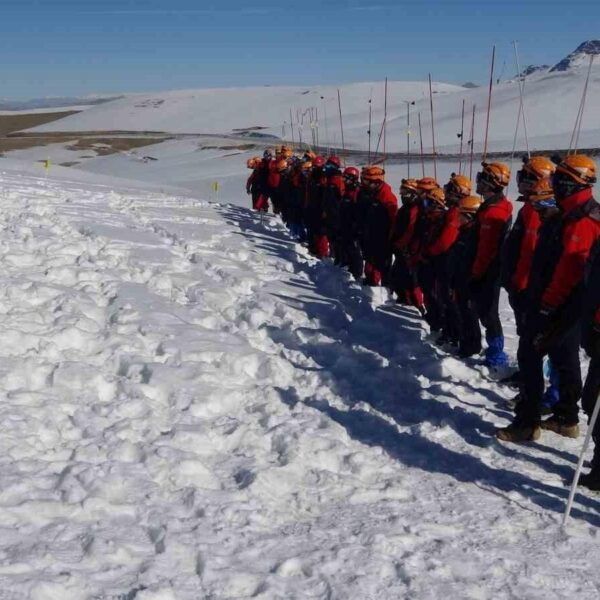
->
[339,166,363,279]
[501,156,558,407]
[390,179,424,312]
[246,157,266,211]
[497,154,600,443]
[418,186,450,333]
[322,156,345,264]
[425,175,470,345]
[359,166,398,286]
[470,162,513,366]
[305,156,329,258]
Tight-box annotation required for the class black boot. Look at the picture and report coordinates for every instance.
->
[579,443,600,492]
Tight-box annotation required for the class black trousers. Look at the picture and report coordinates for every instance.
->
[516,323,582,427]
[471,269,503,339]
[455,287,482,354]
[582,355,600,441]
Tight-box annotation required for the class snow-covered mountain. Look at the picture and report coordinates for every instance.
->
[0,94,122,112]
[550,40,600,72]
[24,40,600,156]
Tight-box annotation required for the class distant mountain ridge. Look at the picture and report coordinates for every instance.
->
[0,95,123,111]
[550,40,600,72]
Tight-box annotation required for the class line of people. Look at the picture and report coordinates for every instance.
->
[246,147,600,491]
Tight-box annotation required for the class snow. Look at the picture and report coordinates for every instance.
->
[28,66,600,154]
[0,163,600,598]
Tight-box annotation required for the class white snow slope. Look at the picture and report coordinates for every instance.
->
[29,63,600,154]
[1,165,600,599]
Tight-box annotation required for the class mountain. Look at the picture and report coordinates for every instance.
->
[518,65,550,78]
[550,40,600,72]
[462,82,478,89]
[0,95,123,112]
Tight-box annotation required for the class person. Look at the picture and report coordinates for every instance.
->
[288,159,311,240]
[497,154,600,442]
[417,185,449,334]
[450,194,483,356]
[470,161,513,367]
[579,242,600,489]
[424,175,469,344]
[501,156,559,410]
[246,157,266,211]
[359,166,398,286]
[390,178,425,313]
[321,156,345,264]
[338,166,364,280]
[305,156,329,258]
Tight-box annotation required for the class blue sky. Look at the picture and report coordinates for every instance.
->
[1,0,598,98]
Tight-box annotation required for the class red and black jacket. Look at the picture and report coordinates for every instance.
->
[501,199,542,295]
[321,173,345,230]
[361,182,398,253]
[392,203,420,253]
[339,184,360,240]
[426,206,460,257]
[471,193,513,280]
[527,189,600,318]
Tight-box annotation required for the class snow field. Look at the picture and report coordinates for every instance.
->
[0,170,599,598]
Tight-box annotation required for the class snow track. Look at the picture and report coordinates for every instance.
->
[1,171,600,599]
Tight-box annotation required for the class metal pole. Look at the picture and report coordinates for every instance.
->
[458,99,465,174]
[418,112,425,178]
[383,77,388,166]
[406,101,411,178]
[469,104,476,181]
[337,89,346,161]
[289,108,295,149]
[428,73,437,180]
[483,45,496,161]
[368,96,372,164]
[513,41,530,158]
[574,55,595,153]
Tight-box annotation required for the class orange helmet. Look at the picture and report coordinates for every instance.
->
[304,151,317,161]
[477,162,511,190]
[276,159,289,173]
[445,173,472,198]
[459,195,482,214]
[517,156,556,200]
[417,176,439,192]
[361,165,385,183]
[283,148,294,159]
[246,158,256,169]
[555,154,596,186]
[400,178,419,195]
[302,161,313,171]
[423,186,445,207]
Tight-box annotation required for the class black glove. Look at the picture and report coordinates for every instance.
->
[583,326,600,358]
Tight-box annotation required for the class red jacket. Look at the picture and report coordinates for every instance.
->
[542,188,600,310]
[427,206,460,256]
[376,182,398,237]
[393,204,419,251]
[472,194,513,279]
[267,159,280,189]
[511,202,542,292]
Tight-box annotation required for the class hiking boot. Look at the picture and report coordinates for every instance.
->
[579,468,600,492]
[507,392,522,411]
[496,422,541,443]
[540,417,579,439]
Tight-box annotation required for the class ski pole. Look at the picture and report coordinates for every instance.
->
[564,376,600,526]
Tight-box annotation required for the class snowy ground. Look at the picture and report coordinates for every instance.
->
[0,166,600,599]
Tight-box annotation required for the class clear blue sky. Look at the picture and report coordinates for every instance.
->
[1,0,598,99]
